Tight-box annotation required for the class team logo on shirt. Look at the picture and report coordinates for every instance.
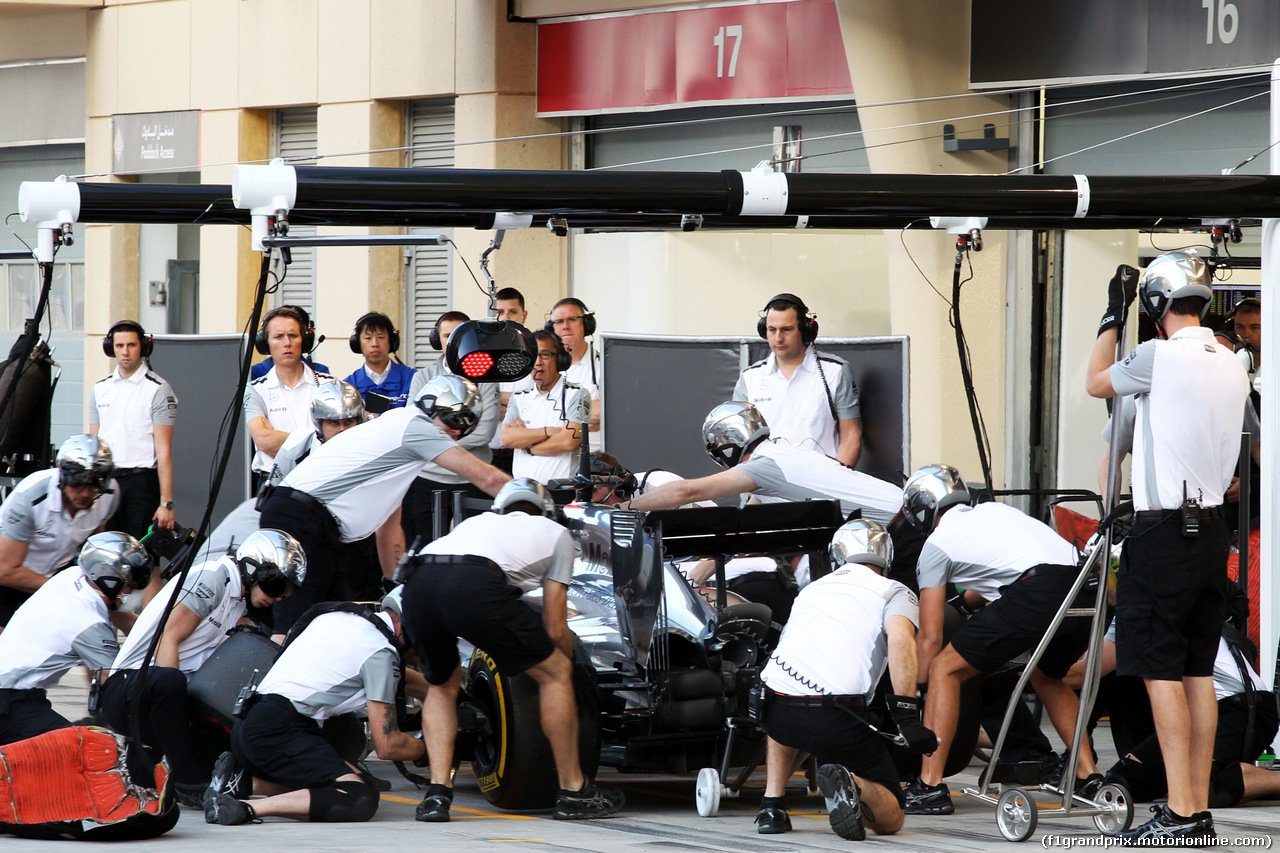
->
[1122,349,1139,366]
[193,582,215,600]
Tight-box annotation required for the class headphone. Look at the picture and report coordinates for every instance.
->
[428,315,450,352]
[349,312,401,354]
[757,293,818,344]
[255,306,315,356]
[544,298,597,337]
[537,332,572,373]
[102,320,153,359]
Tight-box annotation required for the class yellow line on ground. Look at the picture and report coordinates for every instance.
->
[379,794,536,819]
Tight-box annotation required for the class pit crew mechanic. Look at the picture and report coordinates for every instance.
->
[901,464,1101,816]
[1085,253,1254,844]
[398,478,625,822]
[0,532,150,745]
[755,518,935,841]
[89,319,177,538]
[95,529,305,808]
[203,588,428,826]
[0,435,118,629]
[265,380,367,490]
[736,293,862,467]
[260,375,509,640]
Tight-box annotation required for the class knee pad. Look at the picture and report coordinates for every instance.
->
[1209,763,1244,809]
[308,779,379,822]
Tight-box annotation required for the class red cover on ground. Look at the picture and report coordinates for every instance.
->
[1226,526,1261,660]
[1052,506,1098,551]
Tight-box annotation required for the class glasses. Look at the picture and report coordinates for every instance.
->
[535,351,558,361]
[550,315,585,328]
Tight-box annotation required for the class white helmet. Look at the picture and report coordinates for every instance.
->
[1138,251,1213,323]
[902,464,971,534]
[413,374,481,437]
[829,518,894,573]
[235,529,307,597]
[311,380,365,437]
[492,477,556,518]
[380,585,404,619]
[57,434,114,493]
[702,401,770,469]
[79,532,151,603]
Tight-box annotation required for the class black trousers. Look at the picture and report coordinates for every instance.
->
[0,586,33,628]
[0,688,71,746]
[108,467,160,541]
[96,668,217,787]
[260,492,349,636]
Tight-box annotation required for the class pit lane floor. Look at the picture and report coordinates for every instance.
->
[11,671,1279,852]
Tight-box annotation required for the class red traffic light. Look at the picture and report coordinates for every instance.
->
[460,351,494,378]
[444,320,536,383]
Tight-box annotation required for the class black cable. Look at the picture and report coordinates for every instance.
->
[951,241,994,499]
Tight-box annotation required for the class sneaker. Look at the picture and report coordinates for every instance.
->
[203,791,258,826]
[552,782,625,820]
[1076,774,1105,801]
[1116,804,1215,847]
[904,777,954,816]
[754,806,792,835]
[817,764,866,841]
[416,785,453,823]
[208,751,252,801]
[175,782,206,809]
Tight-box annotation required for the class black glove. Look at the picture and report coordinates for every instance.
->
[1097,264,1139,337]
[888,694,938,755]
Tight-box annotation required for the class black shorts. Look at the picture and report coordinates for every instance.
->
[400,559,554,685]
[761,693,905,809]
[0,688,71,746]
[231,694,354,789]
[1115,513,1227,680]
[949,566,1089,680]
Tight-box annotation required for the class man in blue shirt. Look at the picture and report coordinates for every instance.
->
[343,312,415,411]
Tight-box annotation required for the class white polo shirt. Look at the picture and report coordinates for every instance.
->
[490,377,533,451]
[409,360,501,484]
[0,567,118,689]
[0,469,116,576]
[112,556,246,677]
[762,564,918,700]
[735,348,859,458]
[735,440,902,525]
[1107,326,1251,511]
[505,376,591,484]
[257,610,399,722]
[563,342,602,453]
[244,363,333,473]
[280,408,459,542]
[88,366,178,468]
[915,503,1080,602]
[419,510,575,593]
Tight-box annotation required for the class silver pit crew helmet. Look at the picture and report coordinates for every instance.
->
[702,401,770,469]
[1138,251,1213,325]
[57,434,114,493]
[311,379,365,437]
[902,464,971,534]
[380,585,404,620]
[413,374,481,438]
[235,529,307,598]
[492,477,556,518]
[829,518,895,574]
[79,532,152,604]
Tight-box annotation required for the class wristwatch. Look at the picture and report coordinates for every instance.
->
[161,501,175,510]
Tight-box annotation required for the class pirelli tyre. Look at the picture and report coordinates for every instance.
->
[464,641,599,811]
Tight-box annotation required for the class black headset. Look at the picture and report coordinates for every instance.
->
[102,320,153,359]
[544,297,597,337]
[537,332,572,373]
[349,312,401,354]
[428,315,451,351]
[757,293,818,344]
[255,306,315,356]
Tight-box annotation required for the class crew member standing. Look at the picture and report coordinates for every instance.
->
[502,330,591,485]
[736,294,862,467]
[548,297,602,451]
[0,435,117,628]
[491,288,531,473]
[342,312,415,410]
[89,320,177,538]
[1085,254,1252,845]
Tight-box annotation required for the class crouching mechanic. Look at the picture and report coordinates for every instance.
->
[902,465,1100,815]
[0,532,150,745]
[96,529,305,807]
[399,478,625,821]
[203,588,427,825]
[756,518,934,840]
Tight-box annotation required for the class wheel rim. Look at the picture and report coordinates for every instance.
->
[997,789,1037,842]
[1092,784,1134,835]
[695,767,721,817]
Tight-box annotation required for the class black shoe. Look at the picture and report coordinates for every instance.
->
[1037,751,1067,785]
[416,785,453,823]
[755,806,792,835]
[817,764,866,841]
[553,782,625,820]
[1116,804,1215,847]
[904,777,954,815]
[1075,773,1106,800]
[203,792,258,826]
[175,782,207,809]
[208,751,251,801]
